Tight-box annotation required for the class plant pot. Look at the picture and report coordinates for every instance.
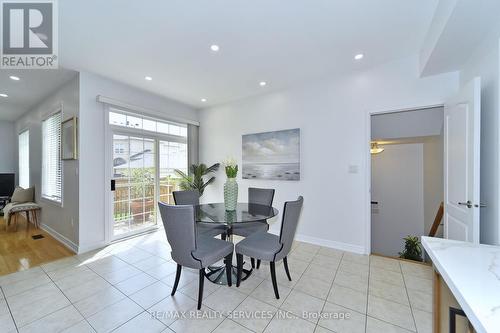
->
[224,178,238,211]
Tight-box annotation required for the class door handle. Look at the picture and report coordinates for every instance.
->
[458,201,472,208]
[111,179,116,191]
[474,203,487,208]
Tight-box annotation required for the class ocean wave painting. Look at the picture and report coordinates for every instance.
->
[242,128,300,181]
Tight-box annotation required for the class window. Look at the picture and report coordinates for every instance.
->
[18,130,30,189]
[109,109,187,137]
[42,111,62,203]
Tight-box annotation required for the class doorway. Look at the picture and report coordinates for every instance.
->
[106,109,188,241]
[370,106,444,257]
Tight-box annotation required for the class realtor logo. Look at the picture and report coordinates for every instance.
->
[1,0,58,68]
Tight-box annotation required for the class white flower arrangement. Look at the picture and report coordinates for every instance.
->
[223,157,238,178]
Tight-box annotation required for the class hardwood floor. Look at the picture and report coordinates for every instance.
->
[0,215,75,276]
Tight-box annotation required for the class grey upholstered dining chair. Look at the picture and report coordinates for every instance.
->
[235,196,303,299]
[158,202,234,310]
[233,187,275,268]
[173,190,227,239]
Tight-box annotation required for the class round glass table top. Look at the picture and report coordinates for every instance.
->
[195,203,278,224]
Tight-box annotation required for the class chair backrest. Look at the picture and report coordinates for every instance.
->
[278,196,304,257]
[158,202,200,268]
[248,187,275,206]
[173,190,200,206]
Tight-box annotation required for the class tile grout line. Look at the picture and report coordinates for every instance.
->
[40,264,98,332]
[314,251,344,333]
[1,286,19,333]
[366,260,423,332]
[364,256,371,333]
[84,252,175,330]
[400,262,419,333]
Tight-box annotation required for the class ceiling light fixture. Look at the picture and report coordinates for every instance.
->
[201,98,207,102]
[259,81,267,87]
[354,53,364,60]
[210,44,220,52]
[370,142,384,154]
[0,93,8,98]
[145,76,152,81]
[9,76,20,81]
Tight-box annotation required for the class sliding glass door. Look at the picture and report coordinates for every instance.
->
[108,109,189,240]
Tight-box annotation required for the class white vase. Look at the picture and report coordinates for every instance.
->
[224,178,238,211]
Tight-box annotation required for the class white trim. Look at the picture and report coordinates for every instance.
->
[77,240,108,254]
[40,223,78,253]
[268,230,366,254]
[97,95,200,126]
[295,234,366,254]
[365,103,445,255]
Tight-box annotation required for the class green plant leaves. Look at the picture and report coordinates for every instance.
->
[174,163,220,196]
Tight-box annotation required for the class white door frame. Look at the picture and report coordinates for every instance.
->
[103,106,188,244]
[364,103,444,255]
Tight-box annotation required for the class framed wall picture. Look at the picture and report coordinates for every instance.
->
[242,128,300,180]
[61,116,78,160]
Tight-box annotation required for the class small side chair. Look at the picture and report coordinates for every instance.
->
[235,196,303,299]
[158,202,234,309]
[232,187,275,268]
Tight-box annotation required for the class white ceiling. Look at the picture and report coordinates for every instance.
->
[57,0,439,109]
[0,69,77,121]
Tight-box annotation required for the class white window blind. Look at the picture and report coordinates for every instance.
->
[18,130,30,189]
[42,111,62,203]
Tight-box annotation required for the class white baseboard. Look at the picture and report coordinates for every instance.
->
[40,223,78,253]
[268,229,366,254]
[77,241,108,254]
[294,234,366,254]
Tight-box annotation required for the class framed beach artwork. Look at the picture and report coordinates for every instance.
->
[61,116,78,160]
[242,128,300,180]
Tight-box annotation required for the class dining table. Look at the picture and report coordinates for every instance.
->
[195,202,278,285]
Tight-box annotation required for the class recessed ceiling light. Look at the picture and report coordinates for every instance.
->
[201,98,207,102]
[259,81,267,87]
[210,44,220,52]
[0,93,8,98]
[144,76,152,81]
[9,75,20,81]
[354,53,364,60]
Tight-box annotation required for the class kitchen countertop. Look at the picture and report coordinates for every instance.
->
[422,236,500,333]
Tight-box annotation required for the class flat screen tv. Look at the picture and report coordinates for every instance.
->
[0,173,15,197]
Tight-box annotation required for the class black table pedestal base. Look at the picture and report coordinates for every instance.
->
[205,264,252,285]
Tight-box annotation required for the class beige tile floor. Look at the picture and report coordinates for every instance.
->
[0,231,433,333]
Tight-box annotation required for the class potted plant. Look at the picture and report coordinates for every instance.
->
[223,157,238,211]
[130,168,155,223]
[174,163,220,196]
[399,235,423,262]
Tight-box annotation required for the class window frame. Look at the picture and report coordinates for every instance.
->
[41,108,64,206]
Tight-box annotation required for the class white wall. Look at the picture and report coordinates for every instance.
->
[0,121,16,174]
[15,75,80,249]
[199,55,458,254]
[459,38,500,245]
[78,71,199,252]
[371,144,424,257]
[423,135,444,237]
[371,107,444,140]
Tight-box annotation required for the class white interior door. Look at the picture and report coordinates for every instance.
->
[444,77,481,243]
